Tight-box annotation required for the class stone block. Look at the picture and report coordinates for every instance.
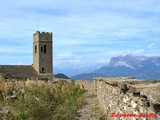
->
[138,99,144,106]
[131,100,137,109]
[132,97,138,103]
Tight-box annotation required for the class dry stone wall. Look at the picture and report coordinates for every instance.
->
[94,77,160,120]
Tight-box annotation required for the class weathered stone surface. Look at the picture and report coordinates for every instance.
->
[74,78,160,119]
[94,77,160,120]
[141,87,160,105]
[138,99,144,106]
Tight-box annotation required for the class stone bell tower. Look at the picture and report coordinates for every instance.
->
[33,31,53,74]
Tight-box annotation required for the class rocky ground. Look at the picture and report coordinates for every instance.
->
[74,80,103,120]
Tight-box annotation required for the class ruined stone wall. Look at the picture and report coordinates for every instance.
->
[94,77,160,120]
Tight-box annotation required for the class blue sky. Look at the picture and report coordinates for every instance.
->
[0,0,160,76]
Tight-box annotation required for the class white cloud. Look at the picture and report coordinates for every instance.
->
[147,43,156,49]
[135,49,144,54]
[1,0,160,74]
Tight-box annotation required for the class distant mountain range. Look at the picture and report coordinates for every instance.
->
[54,63,105,77]
[71,55,160,80]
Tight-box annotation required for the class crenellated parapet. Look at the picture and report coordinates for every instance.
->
[33,31,52,42]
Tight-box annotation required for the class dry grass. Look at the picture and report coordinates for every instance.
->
[0,75,86,120]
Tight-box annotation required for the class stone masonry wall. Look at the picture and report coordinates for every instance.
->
[33,31,53,74]
[94,77,160,120]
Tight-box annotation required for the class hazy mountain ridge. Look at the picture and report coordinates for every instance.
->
[71,55,160,80]
[54,63,105,77]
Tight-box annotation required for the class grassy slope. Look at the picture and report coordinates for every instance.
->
[0,76,86,120]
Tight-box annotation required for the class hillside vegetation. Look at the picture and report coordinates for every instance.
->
[54,73,70,79]
[0,75,86,120]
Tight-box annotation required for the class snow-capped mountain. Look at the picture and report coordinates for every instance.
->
[71,55,160,80]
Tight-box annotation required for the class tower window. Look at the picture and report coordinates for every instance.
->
[44,45,46,53]
[42,68,45,72]
[41,46,43,52]
[35,45,37,53]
